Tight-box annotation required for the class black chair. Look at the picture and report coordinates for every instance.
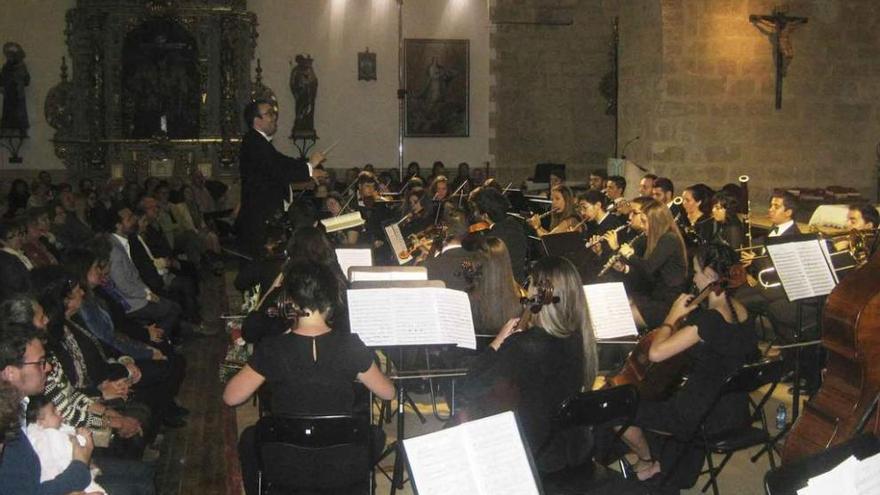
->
[668,358,786,495]
[541,384,650,495]
[255,415,373,495]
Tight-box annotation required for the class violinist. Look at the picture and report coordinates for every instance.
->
[456,257,598,473]
[617,242,758,484]
[470,187,528,283]
[401,187,435,237]
[605,197,687,329]
[709,191,745,249]
[429,175,449,201]
[422,207,472,292]
[354,172,393,252]
[681,183,715,246]
[528,185,579,236]
[461,236,523,335]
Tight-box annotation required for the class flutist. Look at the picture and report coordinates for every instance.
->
[527,186,580,236]
[603,197,687,329]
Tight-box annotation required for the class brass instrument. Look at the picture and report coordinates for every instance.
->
[739,175,753,249]
[671,196,683,206]
[749,230,876,289]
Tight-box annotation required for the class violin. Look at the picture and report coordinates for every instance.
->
[469,220,491,234]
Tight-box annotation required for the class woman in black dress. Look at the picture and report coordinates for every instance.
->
[619,242,759,482]
[224,261,394,495]
[605,197,687,329]
[457,256,598,473]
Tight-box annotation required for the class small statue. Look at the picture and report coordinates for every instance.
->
[289,54,318,138]
[0,42,30,134]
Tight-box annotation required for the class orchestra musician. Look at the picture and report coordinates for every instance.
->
[577,190,624,239]
[638,173,657,198]
[845,202,879,234]
[709,190,745,249]
[604,197,687,329]
[451,162,473,197]
[224,261,395,495]
[589,168,607,191]
[651,177,684,224]
[429,175,450,201]
[617,242,759,485]
[353,171,393,252]
[461,236,523,336]
[528,186,580,236]
[422,206,472,292]
[469,187,528,283]
[401,187,435,237]
[605,176,628,215]
[681,183,715,246]
[456,256,598,473]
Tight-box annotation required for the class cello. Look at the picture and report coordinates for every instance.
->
[782,249,880,463]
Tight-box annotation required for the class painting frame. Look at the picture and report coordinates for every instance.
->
[404,38,469,138]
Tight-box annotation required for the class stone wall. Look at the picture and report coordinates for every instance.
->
[490,0,618,185]
[618,0,880,206]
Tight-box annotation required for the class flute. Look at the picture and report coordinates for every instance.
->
[585,225,628,249]
[598,232,645,277]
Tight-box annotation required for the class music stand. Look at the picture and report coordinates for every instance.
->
[349,280,470,494]
[765,235,837,420]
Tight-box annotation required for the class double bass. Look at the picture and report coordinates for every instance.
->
[782,249,880,463]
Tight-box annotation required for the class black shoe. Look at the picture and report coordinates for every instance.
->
[162,415,187,429]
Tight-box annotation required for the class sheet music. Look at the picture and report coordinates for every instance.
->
[320,211,365,233]
[404,411,540,495]
[766,239,836,301]
[855,451,880,494]
[384,221,412,265]
[796,451,880,495]
[347,288,476,348]
[818,241,840,284]
[334,249,371,281]
[348,268,427,282]
[583,283,638,339]
[465,413,542,495]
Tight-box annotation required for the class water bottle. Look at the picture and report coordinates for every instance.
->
[775,403,787,430]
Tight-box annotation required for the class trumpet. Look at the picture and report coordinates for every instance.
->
[671,196,683,205]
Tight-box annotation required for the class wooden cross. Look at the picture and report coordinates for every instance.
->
[750,8,808,110]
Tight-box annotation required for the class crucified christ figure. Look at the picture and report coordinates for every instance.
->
[750,8,808,109]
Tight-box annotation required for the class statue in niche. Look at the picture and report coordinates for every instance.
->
[289,54,318,138]
[0,42,30,134]
[122,20,199,138]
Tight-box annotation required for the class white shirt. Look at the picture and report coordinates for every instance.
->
[769,220,794,237]
[596,211,610,226]
[1,247,33,270]
[26,423,105,492]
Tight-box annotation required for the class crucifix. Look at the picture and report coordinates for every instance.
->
[749,8,808,110]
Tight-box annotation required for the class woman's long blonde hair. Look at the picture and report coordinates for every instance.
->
[550,186,578,230]
[530,256,598,391]
[634,197,687,265]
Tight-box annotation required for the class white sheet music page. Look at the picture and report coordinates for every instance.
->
[404,411,540,495]
[583,283,638,339]
[854,451,880,495]
[798,455,859,495]
[766,239,836,301]
[348,268,427,282]
[384,221,412,265]
[347,288,475,347]
[335,249,372,281]
[818,240,840,284]
[403,423,482,495]
[433,289,477,350]
[465,412,541,495]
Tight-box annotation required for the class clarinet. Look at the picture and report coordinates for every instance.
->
[597,232,645,277]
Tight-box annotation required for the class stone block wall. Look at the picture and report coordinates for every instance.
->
[490,0,618,185]
[617,0,880,206]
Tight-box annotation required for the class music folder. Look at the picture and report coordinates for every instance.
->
[383,217,413,265]
[765,235,837,302]
[335,249,371,281]
[347,285,476,349]
[403,411,543,495]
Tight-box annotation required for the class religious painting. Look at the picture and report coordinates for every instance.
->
[358,49,376,81]
[404,39,469,137]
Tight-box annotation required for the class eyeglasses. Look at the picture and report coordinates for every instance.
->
[20,357,48,368]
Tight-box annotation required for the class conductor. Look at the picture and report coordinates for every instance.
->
[236,98,325,256]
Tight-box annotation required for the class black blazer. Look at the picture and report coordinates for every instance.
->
[0,250,30,298]
[237,129,311,252]
[489,216,528,283]
[128,234,165,294]
[423,246,474,292]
